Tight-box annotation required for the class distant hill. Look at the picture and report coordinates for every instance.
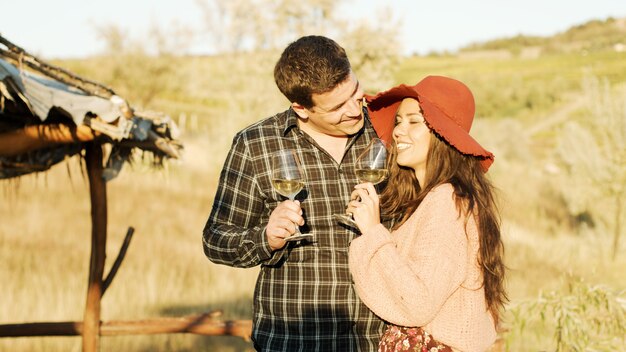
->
[459,17,626,56]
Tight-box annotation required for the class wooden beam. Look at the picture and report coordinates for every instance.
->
[102,227,135,295]
[0,322,82,337]
[0,317,253,340]
[83,142,107,352]
[102,315,252,339]
[0,124,98,157]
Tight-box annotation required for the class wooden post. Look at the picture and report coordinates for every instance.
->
[83,142,107,352]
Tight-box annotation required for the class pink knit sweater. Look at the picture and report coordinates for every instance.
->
[349,184,496,352]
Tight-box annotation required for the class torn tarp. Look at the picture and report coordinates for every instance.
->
[0,52,182,180]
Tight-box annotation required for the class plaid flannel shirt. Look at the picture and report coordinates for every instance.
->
[203,107,385,351]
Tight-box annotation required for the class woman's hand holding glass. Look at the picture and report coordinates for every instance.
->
[334,138,388,229]
[345,182,381,234]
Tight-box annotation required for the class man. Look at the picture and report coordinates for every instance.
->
[203,35,385,351]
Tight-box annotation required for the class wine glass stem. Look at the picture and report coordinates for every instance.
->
[289,196,302,234]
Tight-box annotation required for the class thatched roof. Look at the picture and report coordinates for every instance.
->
[0,34,182,180]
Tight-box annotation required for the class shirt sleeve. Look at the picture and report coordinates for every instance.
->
[349,186,468,326]
[202,132,286,268]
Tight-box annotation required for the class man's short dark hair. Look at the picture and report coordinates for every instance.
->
[274,35,352,109]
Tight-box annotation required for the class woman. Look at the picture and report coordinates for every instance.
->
[348,76,506,352]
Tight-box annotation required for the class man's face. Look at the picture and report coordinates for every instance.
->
[296,73,365,137]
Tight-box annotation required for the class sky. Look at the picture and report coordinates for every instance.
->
[1,0,625,59]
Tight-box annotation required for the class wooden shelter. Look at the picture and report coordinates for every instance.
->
[0,35,251,351]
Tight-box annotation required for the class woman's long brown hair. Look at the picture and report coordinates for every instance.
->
[379,131,507,325]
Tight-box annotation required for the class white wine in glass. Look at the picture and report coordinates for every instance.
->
[334,138,388,229]
[271,179,305,198]
[354,169,388,184]
[271,150,313,242]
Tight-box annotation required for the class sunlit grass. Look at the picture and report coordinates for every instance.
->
[394,50,626,122]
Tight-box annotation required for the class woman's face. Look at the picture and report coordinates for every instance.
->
[393,98,431,178]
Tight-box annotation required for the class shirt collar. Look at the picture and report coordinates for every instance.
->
[281,107,300,136]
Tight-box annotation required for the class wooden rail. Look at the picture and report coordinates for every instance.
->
[0,314,252,340]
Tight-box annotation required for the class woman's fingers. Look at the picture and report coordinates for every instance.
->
[353,188,375,205]
[347,183,381,232]
[352,183,378,200]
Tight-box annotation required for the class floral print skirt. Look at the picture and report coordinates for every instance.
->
[378,325,453,352]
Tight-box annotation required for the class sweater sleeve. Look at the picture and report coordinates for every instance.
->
[349,185,469,327]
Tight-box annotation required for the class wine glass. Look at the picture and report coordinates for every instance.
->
[271,150,313,242]
[334,138,388,229]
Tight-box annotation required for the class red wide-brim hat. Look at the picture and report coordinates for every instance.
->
[367,75,494,172]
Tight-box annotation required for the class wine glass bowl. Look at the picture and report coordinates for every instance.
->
[271,178,304,200]
[271,150,313,242]
[334,138,389,229]
[354,168,388,185]
[355,138,388,182]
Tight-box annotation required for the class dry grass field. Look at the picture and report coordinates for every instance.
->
[1,133,624,351]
